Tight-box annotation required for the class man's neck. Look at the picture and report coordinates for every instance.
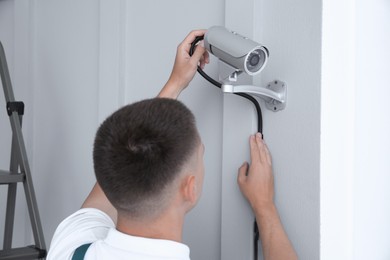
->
[116,209,184,243]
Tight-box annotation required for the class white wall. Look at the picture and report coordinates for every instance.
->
[354,0,390,259]
[321,0,390,259]
[31,0,100,249]
[221,1,262,259]
[220,0,322,259]
[321,0,356,258]
[259,0,322,258]
[121,2,225,259]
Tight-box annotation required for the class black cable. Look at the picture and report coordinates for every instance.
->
[191,36,223,88]
[190,36,262,260]
[254,220,259,260]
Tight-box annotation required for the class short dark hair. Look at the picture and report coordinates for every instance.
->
[93,98,199,218]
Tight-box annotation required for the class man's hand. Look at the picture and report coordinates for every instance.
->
[159,29,209,99]
[238,133,274,213]
[238,133,298,260]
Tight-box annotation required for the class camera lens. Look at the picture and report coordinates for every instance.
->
[245,48,267,75]
[249,54,260,66]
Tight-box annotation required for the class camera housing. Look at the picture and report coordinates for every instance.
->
[204,26,269,76]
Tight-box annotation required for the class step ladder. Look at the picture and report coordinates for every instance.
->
[0,42,46,259]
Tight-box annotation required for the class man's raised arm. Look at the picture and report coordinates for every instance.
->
[159,29,208,99]
[82,29,208,223]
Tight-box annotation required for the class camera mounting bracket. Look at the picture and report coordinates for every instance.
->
[218,60,287,112]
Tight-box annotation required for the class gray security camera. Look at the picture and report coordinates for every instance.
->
[204,26,269,76]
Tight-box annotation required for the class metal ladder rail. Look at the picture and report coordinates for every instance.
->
[0,41,46,259]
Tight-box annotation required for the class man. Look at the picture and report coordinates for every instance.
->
[47,29,297,260]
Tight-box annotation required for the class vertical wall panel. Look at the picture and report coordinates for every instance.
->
[259,0,321,259]
[221,1,258,259]
[321,0,356,259]
[353,0,390,259]
[98,0,127,122]
[124,1,224,259]
[31,0,100,245]
[223,0,322,259]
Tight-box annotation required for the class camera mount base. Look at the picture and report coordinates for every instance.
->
[222,80,287,112]
[218,60,287,111]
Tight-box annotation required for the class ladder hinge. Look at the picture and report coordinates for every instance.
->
[6,101,24,116]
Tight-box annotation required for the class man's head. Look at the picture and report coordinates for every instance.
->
[93,98,204,220]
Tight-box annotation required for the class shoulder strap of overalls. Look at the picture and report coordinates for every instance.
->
[71,243,92,260]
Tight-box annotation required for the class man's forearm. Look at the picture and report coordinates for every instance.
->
[254,204,297,260]
[158,80,181,99]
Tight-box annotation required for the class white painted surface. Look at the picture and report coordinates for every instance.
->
[221,2,259,260]
[353,0,390,259]
[321,0,390,259]
[321,0,356,259]
[221,0,322,259]
[257,0,322,259]
[29,0,100,251]
[123,2,224,259]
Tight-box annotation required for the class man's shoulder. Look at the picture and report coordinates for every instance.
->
[46,208,115,260]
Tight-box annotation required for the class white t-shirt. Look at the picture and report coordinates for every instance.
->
[47,208,190,260]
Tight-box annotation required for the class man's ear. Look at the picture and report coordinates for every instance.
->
[181,174,197,205]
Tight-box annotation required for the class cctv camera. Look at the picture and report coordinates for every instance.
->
[204,26,269,76]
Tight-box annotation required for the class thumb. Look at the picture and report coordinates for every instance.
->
[190,45,206,64]
[237,162,249,184]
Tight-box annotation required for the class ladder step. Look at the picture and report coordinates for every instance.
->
[0,170,24,184]
[0,246,46,260]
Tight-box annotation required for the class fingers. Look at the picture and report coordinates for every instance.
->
[199,51,210,69]
[181,29,207,52]
[191,45,207,67]
[237,162,249,184]
[249,133,272,165]
[263,143,272,165]
[204,50,210,63]
[256,133,272,165]
[176,29,209,69]
[250,134,260,163]
[255,133,267,163]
